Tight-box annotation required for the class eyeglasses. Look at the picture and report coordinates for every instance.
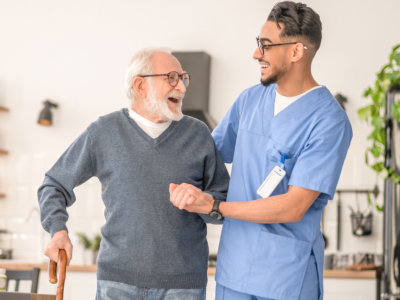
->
[256,37,307,55]
[139,71,190,88]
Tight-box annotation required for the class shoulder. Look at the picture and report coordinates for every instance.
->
[319,87,351,124]
[87,109,128,135]
[311,87,353,137]
[238,83,273,101]
[234,83,275,112]
[179,115,211,134]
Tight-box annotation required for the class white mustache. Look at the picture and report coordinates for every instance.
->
[167,92,185,100]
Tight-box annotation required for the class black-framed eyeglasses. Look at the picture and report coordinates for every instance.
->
[138,71,190,88]
[256,37,307,55]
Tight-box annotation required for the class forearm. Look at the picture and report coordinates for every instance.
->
[220,194,301,223]
[219,186,319,224]
[38,176,70,235]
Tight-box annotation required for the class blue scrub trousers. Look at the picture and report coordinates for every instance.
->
[216,254,319,300]
[96,280,206,300]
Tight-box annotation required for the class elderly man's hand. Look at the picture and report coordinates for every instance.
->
[169,183,214,214]
[44,230,73,265]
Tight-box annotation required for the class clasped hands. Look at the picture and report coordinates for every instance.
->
[169,183,214,214]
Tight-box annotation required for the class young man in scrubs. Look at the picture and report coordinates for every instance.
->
[170,1,352,299]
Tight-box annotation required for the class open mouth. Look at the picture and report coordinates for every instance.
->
[168,97,180,104]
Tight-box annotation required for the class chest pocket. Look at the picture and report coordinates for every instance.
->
[266,137,299,178]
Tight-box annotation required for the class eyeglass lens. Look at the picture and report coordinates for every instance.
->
[256,37,264,55]
[168,71,190,88]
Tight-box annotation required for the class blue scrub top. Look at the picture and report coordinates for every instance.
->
[212,84,352,300]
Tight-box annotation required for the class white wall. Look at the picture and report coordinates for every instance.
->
[0,0,399,265]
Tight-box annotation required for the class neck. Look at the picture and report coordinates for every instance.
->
[131,100,168,123]
[275,65,318,97]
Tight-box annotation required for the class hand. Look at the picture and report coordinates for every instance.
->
[169,183,214,214]
[44,230,73,265]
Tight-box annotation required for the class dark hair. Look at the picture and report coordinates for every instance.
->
[268,1,322,51]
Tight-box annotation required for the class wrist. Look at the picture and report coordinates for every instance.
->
[209,198,215,214]
[209,199,223,220]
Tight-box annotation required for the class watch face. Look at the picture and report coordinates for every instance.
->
[209,211,223,221]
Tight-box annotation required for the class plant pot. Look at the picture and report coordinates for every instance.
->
[82,250,99,265]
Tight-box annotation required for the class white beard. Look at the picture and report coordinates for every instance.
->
[147,84,183,122]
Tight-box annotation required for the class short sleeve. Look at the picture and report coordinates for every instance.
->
[288,115,352,200]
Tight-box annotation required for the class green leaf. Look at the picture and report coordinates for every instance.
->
[392,101,400,121]
[369,143,382,158]
[371,162,384,172]
[393,44,400,53]
[76,233,91,249]
[388,70,400,84]
[357,105,372,121]
[371,115,385,128]
[376,128,386,145]
[90,235,102,251]
[393,52,400,67]
[367,192,372,205]
[377,64,391,80]
[375,204,384,212]
[363,87,373,98]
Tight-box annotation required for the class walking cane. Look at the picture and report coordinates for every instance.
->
[49,249,67,300]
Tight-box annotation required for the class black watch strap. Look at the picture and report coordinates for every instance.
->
[209,200,223,220]
[212,200,221,213]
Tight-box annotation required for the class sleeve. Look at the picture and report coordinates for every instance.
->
[37,127,97,236]
[212,94,243,163]
[288,115,353,200]
[198,133,230,224]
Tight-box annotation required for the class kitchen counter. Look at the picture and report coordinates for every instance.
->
[0,260,379,278]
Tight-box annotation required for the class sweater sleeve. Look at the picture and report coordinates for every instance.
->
[198,135,230,224]
[37,126,96,236]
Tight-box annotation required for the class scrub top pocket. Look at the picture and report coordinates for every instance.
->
[247,229,312,299]
[266,138,299,184]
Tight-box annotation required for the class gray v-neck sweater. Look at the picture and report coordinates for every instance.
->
[38,108,230,289]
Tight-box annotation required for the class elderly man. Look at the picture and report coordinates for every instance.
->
[38,48,229,300]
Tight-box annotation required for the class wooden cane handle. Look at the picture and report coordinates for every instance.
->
[48,249,67,300]
[49,259,57,283]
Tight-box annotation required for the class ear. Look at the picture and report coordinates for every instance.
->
[132,76,148,98]
[290,43,306,62]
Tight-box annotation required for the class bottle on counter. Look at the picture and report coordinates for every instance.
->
[0,268,6,291]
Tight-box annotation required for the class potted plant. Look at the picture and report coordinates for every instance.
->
[76,232,101,265]
[357,44,400,211]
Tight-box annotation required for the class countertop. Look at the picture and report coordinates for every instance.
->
[0,260,379,278]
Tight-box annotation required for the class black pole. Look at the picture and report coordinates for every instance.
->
[382,90,394,298]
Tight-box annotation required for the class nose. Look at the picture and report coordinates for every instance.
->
[175,77,187,93]
[253,47,263,60]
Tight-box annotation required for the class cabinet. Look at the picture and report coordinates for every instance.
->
[0,106,9,199]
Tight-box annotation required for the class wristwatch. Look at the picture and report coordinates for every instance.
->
[209,200,223,220]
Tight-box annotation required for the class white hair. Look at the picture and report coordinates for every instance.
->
[125,47,172,103]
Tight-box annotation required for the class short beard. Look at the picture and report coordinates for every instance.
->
[147,83,183,122]
[260,62,287,87]
[261,74,279,87]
